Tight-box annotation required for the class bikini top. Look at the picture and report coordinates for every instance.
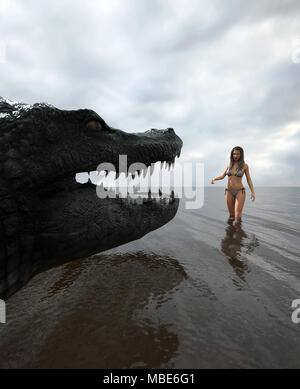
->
[227,165,243,177]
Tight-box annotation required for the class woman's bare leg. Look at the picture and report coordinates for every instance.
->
[234,190,246,223]
[226,191,235,219]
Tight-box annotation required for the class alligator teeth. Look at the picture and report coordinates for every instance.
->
[75,172,89,184]
[76,159,178,186]
[150,163,155,176]
[89,171,101,184]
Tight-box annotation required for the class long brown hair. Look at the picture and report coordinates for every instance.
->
[229,146,245,171]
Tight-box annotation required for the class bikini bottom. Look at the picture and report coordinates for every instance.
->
[225,187,245,198]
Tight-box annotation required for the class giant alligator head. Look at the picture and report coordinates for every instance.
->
[0,97,183,299]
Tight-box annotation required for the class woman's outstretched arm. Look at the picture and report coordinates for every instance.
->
[211,165,228,184]
[245,164,255,201]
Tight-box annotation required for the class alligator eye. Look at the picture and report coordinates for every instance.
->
[86,120,103,131]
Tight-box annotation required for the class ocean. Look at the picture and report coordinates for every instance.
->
[0,187,299,368]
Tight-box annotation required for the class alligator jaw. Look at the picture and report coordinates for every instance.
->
[35,183,179,274]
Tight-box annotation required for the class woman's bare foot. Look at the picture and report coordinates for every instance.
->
[227,214,235,224]
[234,216,242,225]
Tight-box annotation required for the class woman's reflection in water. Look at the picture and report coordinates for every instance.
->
[221,220,259,287]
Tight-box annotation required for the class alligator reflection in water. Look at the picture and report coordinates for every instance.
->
[0,251,188,369]
[220,221,259,287]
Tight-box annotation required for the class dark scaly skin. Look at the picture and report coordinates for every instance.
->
[0,97,183,299]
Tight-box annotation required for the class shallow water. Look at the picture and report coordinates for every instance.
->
[0,187,299,368]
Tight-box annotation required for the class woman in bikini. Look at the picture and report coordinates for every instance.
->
[210,146,255,223]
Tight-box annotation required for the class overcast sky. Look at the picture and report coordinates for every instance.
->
[1,0,300,186]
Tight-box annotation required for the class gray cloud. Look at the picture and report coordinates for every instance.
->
[0,0,299,186]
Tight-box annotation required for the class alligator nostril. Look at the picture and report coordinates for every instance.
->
[167,128,175,134]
